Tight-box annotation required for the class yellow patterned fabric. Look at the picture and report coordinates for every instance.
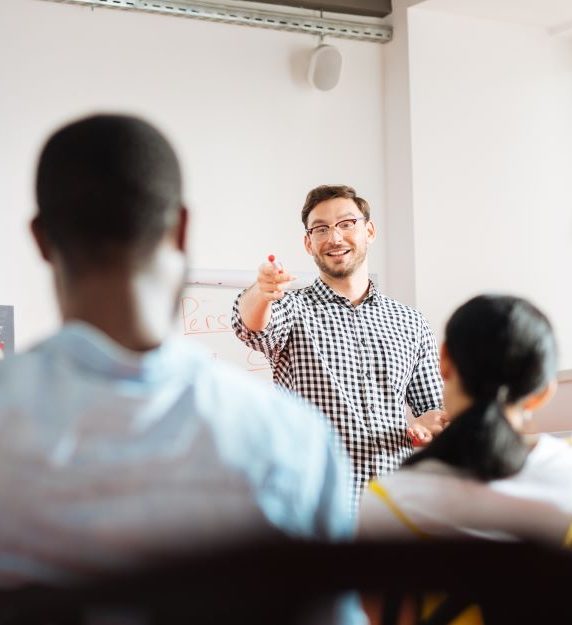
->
[422,595,484,625]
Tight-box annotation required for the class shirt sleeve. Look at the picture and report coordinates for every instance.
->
[231,290,296,361]
[406,315,444,418]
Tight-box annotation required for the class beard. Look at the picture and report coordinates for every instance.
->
[312,244,367,279]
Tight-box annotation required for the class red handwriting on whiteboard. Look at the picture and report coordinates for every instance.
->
[181,296,232,335]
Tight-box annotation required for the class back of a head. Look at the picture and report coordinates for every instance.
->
[446,295,557,405]
[406,295,558,480]
[36,114,182,271]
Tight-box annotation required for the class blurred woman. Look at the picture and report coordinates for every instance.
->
[360,294,572,546]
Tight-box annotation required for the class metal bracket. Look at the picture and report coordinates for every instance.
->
[40,0,393,43]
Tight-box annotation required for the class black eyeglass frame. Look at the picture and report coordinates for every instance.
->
[305,217,366,238]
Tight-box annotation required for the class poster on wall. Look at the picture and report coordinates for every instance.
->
[0,305,14,359]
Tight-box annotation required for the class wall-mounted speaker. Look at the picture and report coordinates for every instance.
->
[307,44,343,91]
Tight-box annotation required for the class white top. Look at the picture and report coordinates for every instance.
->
[0,323,354,588]
[359,434,572,545]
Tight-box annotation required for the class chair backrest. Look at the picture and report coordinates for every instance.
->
[1,538,571,625]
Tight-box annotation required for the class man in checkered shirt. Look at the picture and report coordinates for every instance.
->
[232,185,447,503]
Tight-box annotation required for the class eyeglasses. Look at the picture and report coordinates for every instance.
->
[306,217,366,239]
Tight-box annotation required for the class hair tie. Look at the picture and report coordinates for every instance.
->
[496,385,509,404]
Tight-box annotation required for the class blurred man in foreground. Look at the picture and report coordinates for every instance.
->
[0,115,355,625]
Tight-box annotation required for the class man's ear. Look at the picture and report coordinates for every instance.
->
[304,233,313,256]
[174,206,189,253]
[521,380,558,413]
[440,343,453,381]
[30,215,52,262]
[365,219,376,244]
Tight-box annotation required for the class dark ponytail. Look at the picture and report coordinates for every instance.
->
[404,396,529,480]
[404,296,557,481]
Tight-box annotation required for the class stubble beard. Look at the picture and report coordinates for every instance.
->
[313,245,367,279]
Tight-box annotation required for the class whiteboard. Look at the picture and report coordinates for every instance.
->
[178,283,272,380]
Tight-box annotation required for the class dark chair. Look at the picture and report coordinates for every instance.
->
[0,538,571,625]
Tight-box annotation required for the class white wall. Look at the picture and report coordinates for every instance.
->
[406,4,572,372]
[526,372,572,434]
[0,0,385,350]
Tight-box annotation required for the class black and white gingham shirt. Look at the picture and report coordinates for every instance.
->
[232,278,443,500]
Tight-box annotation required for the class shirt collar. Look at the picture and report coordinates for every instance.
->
[49,321,188,383]
[311,277,381,307]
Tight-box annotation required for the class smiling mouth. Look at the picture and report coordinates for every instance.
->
[325,249,351,257]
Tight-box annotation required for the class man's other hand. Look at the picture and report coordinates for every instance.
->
[407,409,449,447]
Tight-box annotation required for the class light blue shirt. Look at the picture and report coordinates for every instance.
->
[0,322,354,589]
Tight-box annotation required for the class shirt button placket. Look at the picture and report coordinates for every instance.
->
[356,308,376,424]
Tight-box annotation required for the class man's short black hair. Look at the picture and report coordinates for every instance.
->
[35,114,182,269]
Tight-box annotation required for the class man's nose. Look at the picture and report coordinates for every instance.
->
[327,226,344,242]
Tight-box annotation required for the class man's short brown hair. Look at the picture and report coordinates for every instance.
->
[301,185,370,228]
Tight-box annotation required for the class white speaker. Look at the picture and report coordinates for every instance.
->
[307,44,342,91]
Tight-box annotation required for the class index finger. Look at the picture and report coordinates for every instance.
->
[259,261,296,283]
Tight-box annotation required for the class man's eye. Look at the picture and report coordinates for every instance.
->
[314,227,329,235]
[338,220,354,230]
